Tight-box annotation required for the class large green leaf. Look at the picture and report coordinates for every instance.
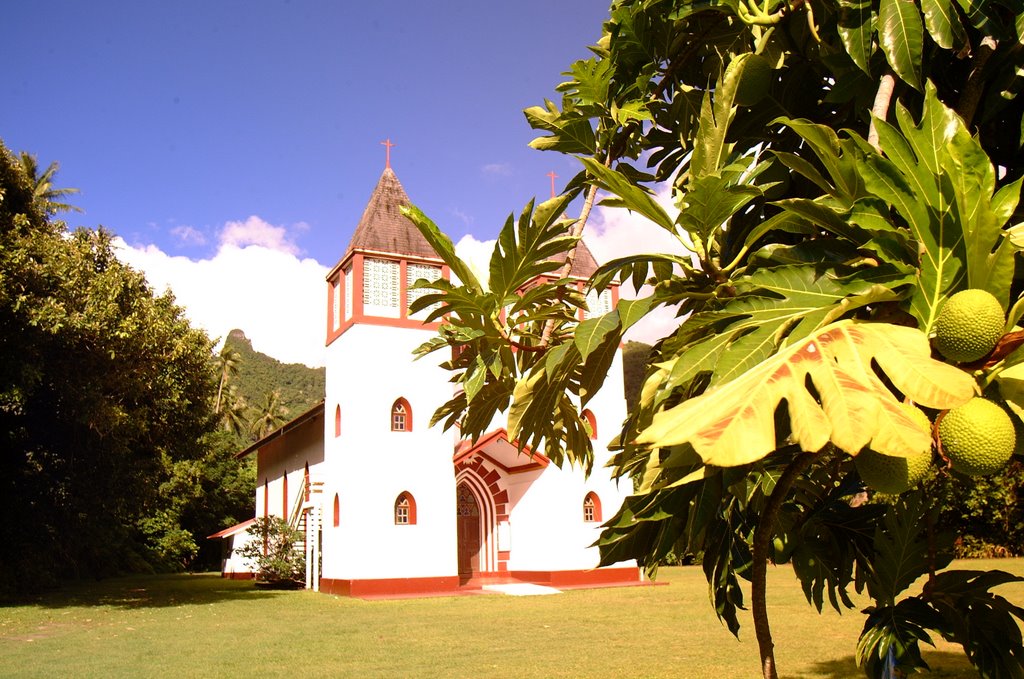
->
[690,53,761,178]
[878,0,924,90]
[654,264,912,396]
[524,100,597,154]
[402,206,483,292]
[677,170,762,243]
[838,0,876,73]
[581,157,675,232]
[856,128,966,330]
[488,196,579,299]
[637,321,975,466]
[921,0,967,49]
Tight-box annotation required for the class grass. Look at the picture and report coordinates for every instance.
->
[2,560,1021,678]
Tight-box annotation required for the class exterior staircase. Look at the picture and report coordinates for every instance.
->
[287,478,323,591]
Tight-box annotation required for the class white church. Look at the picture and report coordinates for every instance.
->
[210,162,640,598]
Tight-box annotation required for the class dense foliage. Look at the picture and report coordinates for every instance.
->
[404,0,1024,676]
[0,140,243,590]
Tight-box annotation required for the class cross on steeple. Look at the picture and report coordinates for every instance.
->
[381,138,396,170]
[547,171,558,199]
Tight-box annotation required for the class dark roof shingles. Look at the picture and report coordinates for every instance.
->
[344,168,439,260]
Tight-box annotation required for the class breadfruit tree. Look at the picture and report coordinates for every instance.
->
[404,0,1024,677]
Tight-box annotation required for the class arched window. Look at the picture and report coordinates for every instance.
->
[391,397,412,432]
[581,409,597,440]
[334,405,341,437]
[583,492,602,523]
[395,491,417,525]
[333,494,340,528]
[263,478,269,518]
[303,463,310,502]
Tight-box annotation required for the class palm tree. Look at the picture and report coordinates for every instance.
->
[212,344,242,414]
[219,385,249,438]
[17,152,82,215]
[249,390,287,440]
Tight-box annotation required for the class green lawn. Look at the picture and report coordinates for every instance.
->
[2,560,1021,678]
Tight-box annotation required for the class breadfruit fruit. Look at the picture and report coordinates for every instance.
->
[938,398,1015,476]
[933,289,1004,363]
[854,405,933,494]
[734,54,772,106]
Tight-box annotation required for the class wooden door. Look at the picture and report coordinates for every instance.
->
[456,483,481,577]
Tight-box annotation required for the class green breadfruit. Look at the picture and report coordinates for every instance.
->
[735,54,772,106]
[854,404,933,494]
[933,289,1005,363]
[938,398,1015,476]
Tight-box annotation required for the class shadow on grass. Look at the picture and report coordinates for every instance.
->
[805,652,978,678]
[0,572,295,610]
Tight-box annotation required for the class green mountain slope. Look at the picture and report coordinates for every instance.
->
[224,329,325,428]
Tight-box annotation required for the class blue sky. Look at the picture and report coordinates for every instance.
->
[4,1,685,366]
[6,1,610,262]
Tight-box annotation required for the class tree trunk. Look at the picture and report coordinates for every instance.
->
[751,451,817,679]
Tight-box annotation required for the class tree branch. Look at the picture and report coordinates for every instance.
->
[958,36,998,129]
[751,450,817,679]
[867,70,897,153]
[538,154,612,346]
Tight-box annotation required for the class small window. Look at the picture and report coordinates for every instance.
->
[581,409,597,440]
[334,405,341,437]
[391,397,412,432]
[395,491,417,525]
[333,494,340,528]
[583,492,602,523]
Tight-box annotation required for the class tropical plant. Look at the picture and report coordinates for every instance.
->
[401,0,1024,676]
[213,343,242,414]
[249,390,287,440]
[17,151,82,214]
[237,516,305,586]
[0,140,220,590]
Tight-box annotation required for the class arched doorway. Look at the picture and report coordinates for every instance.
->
[456,482,482,582]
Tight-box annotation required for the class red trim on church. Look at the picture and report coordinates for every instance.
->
[320,576,461,598]
[222,572,256,581]
[451,428,551,473]
[325,251,449,347]
[318,567,642,599]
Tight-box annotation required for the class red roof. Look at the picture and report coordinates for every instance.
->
[207,518,256,540]
[235,401,325,459]
[453,428,550,474]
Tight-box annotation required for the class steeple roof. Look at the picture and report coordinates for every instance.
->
[343,168,439,261]
[550,238,601,279]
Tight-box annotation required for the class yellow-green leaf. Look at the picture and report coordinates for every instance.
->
[636,321,975,466]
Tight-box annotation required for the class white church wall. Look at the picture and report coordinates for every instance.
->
[254,414,326,522]
[321,322,459,581]
[222,527,258,577]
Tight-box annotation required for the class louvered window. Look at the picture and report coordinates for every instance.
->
[344,266,353,321]
[406,263,443,317]
[363,258,400,317]
[583,288,613,319]
[332,281,341,331]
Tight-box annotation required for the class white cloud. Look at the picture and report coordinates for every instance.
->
[454,234,494,286]
[583,183,692,345]
[450,207,474,228]
[114,226,328,368]
[170,224,206,246]
[219,215,302,255]
[482,162,512,176]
